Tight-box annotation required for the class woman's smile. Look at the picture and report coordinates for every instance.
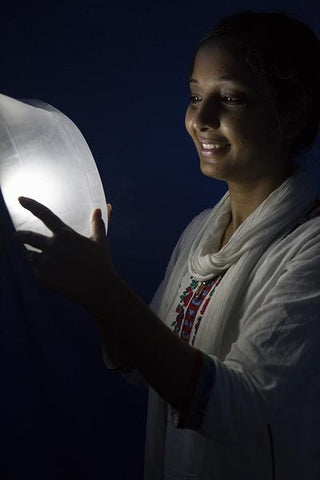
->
[198,138,231,159]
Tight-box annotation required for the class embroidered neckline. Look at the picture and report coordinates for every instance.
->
[171,274,223,346]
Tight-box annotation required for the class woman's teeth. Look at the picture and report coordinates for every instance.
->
[202,143,227,150]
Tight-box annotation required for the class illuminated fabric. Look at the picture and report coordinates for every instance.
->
[0,96,115,477]
[0,94,107,241]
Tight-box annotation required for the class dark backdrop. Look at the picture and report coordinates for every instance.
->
[0,0,319,479]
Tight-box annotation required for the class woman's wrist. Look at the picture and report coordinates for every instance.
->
[90,271,197,408]
[81,262,121,316]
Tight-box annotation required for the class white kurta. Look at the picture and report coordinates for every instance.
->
[147,219,320,479]
[144,171,320,479]
[104,170,320,479]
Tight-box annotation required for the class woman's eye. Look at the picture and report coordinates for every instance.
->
[190,95,201,104]
[221,95,243,104]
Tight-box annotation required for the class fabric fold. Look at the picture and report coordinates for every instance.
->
[189,169,316,279]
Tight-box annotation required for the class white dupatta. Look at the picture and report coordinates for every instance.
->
[157,169,316,357]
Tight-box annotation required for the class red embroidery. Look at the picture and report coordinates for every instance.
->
[183,287,194,306]
[171,275,223,344]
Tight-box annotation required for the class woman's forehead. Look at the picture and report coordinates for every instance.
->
[194,40,246,71]
[191,42,259,88]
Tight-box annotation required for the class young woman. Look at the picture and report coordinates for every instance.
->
[15,11,320,480]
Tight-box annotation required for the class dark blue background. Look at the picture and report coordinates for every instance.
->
[0,1,319,478]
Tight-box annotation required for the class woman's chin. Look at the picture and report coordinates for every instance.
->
[199,161,228,181]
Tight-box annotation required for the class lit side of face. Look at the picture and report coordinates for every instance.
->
[185,41,289,186]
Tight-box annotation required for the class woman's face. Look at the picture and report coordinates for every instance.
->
[185,41,289,185]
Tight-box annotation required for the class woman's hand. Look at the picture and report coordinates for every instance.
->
[15,197,114,311]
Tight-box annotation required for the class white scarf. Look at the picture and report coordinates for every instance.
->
[158,169,317,358]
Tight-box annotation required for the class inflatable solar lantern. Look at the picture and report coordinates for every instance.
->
[0,94,108,249]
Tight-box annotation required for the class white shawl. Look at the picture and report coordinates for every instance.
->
[157,169,317,358]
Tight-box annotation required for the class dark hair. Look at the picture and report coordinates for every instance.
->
[190,11,320,158]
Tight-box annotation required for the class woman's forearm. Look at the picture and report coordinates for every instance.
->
[92,272,197,409]
[13,198,196,406]
[100,332,131,370]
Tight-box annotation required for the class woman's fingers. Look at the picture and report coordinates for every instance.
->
[107,203,112,220]
[15,230,52,250]
[91,208,106,243]
[90,203,112,243]
[13,200,114,307]
[18,197,69,233]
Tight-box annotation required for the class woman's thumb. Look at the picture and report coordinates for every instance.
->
[91,208,106,243]
[107,203,112,220]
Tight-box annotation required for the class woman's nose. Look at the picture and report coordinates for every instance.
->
[193,99,220,132]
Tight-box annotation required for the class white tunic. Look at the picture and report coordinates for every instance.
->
[144,171,320,479]
[104,170,320,479]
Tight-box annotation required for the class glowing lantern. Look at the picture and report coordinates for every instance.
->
[0,94,107,244]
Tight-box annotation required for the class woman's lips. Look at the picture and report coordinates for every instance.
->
[200,144,231,157]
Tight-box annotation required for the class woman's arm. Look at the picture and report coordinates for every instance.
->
[95,272,197,407]
[14,197,197,409]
